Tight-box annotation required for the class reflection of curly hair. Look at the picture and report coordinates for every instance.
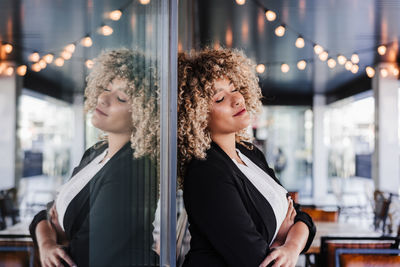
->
[178,48,262,185]
[84,49,159,159]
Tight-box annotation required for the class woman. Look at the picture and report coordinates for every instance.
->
[29,49,159,267]
[178,48,316,267]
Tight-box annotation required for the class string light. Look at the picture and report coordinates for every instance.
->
[29,52,40,62]
[235,0,245,5]
[281,63,290,73]
[345,61,353,71]
[393,67,399,76]
[31,63,41,72]
[297,60,307,70]
[139,0,151,4]
[351,53,359,64]
[377,45,387,56]
[265,9,276,22]
[256,64,265,73]
[16,65,27,76]
[380,68,388,77]
[5,66,14,76]
[365,66,375,78]
[61,50,72,60]
[3,43,13,54]
[38,59,47,69]
[85,59,94,69]
[275,25,286,37]
[327,58,336,68]
[98,25,113,36]
[319,51,328,61]
[337,55,346,65]
[313,44,323,55]
[43,53,54,64]
[109,9,122,21]
[65,44,76,53]
[351,64,359,74]
[295,36,305,48]
[54,57,65,67]
[81,35,93,47]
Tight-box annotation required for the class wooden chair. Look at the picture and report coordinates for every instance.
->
[0,236,39,267]
[301,206,339,222]
[336,248,400,267]
[319,236,400,267]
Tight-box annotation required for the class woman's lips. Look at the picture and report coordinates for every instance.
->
[234,108,246,116]
[95,108,108,116]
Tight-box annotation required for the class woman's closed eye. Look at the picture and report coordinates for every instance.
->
[117,97,127,103]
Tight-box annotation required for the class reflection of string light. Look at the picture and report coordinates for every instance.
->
[365,66,375,78]
[65,43,76,53]
[54,57,65,67]
[337,55,346,65]
[275,25,286,37]
[29,52,40,62]
[313,44,323,55]
[85,59,94,69]
[345,61,353,71]
[351,64,359,74]
[351,53,359,64]
[61,50,72,60]
[139,0,151,4]
[3,43,13,54]
[297,60,307,70]
[31,63,41,72]
[380,68,388,77]
[256,64,265,73]
[235,0,245,5]
[265,10,276,21]
[319,51,328,61]
[393,67,399,76]
[81,35,93,47]
[98,25,113,36]
[281,63,290,73]
[17,65,27,76]
[377,45,386,56]
[295,36,305,48]
[5,66,14,76]
[109,9,122,21]
[38,59,47,69]
[43,54,54,64]
[327,58,336,68]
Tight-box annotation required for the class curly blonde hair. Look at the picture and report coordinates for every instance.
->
[178,48,262,185]
[84,49,159,159]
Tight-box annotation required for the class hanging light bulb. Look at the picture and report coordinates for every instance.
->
[256,64,265,74]
[265,9,276,22]
[109,9,122,21]
[281,63,290,73]
[5,66,14,76]
[365,66,375,78]
[31,63,41,72]
[275,25,286,37]
[61,50,72,60]
[295,36,305,48]
[377,45,387,56]
[3,43,13,54]
[98,25,113,36]
[29,52,40,62]
[139,0,151,4]
[65,43,76,53]
[380,68,388,77]
[351,64,359,74]
[16,65,27,76]
[337,54,347,65]
[319,51,329,61]
[351,53,359,64]
[235,0,245,5]
[81,35,93,47]
[43,53,54,64]
[85,59,94,69]
[38,59,47,69]
[297,60,307,70]
[54,57,65,67]
[345,61,353,71]
[327,58,336,68]
[313,44,323,55]
[393,67,399,76]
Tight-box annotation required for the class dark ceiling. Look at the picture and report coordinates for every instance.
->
[1,0,399,105]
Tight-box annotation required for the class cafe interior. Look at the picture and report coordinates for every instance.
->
[0,0,400,266]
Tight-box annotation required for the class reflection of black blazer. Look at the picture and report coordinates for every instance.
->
[29,142,159,267]
[183,142,316,267]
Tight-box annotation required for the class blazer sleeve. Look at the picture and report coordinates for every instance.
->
[184,161,270,267]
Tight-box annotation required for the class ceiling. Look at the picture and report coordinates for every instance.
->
[1,0,400,105]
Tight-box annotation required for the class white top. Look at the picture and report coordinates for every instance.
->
[55,149,109,231]
[231,149,288,244]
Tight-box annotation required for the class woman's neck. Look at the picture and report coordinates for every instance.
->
[106,132,131,159]
[211,132,238,160]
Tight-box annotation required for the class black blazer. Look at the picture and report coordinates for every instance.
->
[183,142,316,267]
[29,142,159,267]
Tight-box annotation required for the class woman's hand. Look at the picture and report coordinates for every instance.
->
[259,243,300,267]
[271,197,296,247]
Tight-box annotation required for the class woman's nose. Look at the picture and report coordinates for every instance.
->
[232,93,243,107]
[98,92,109,106]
